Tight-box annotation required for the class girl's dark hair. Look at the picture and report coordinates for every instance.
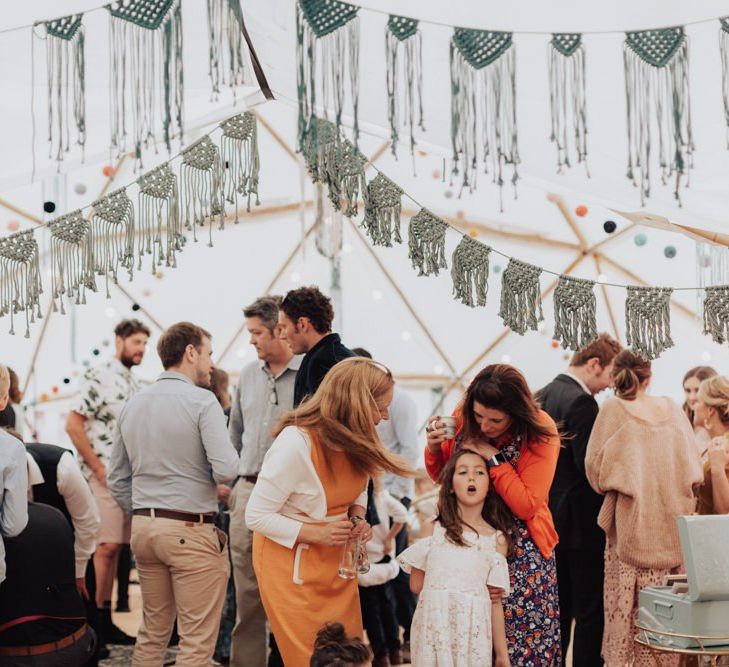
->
[310,623,371,666]
[682,365,718,424]
[463,364,556,446]
[436,449,516,553]
[612,350,651,400]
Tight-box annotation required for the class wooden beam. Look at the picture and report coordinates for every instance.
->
[595,252,696,319]
[553,197,589,251]
[592,254,621,341]
[403,207,581,252]
[111,281,165,332]
[364,142,392,170]
[0,198,44,226]
[215,223,319,365]
[348,218,463,384]
[253,111,298,162]
[586,221,638,255]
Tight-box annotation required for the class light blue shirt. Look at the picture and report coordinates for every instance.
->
[108,372,240,515]
[0,430,29,583]
[376,387,419,500]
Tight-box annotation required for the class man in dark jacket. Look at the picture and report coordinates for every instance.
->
[536,333,621,667]
[278,286,355,408]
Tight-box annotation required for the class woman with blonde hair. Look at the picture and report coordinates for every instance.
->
[693,375,729,515]
[246,357,411,666]
[586,351,703,666]
[682,365,717,456]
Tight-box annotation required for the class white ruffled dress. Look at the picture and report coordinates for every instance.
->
[398,525,510,667]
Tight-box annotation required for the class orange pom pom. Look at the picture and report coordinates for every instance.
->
[52,386,59,394]
[546,193,560,203]
[575,205,588,217]
[102,165,115,178]
[40,393,50,402]
[551,340,559,349]
[6,220,19,232]
[467,228,478,238]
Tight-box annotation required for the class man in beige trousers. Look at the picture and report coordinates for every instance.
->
[228,296,301,667]
[108,322,240,666]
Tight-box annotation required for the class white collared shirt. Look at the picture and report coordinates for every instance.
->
[26,451,100,578]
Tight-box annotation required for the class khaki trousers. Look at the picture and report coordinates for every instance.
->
[130,514,229,667]
[229,480,268,667]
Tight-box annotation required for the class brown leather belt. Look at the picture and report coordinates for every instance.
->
[0,623,87,657]
[133,508,215,523]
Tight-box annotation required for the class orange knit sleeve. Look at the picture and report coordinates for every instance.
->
[489,412,560,521]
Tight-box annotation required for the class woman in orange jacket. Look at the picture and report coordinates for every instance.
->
[425,364,562,666]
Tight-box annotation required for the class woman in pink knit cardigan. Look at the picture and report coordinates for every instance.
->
[585,351,703,667]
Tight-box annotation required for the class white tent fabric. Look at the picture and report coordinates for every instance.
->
[1,2,728,446]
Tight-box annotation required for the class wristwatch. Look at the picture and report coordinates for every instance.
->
[486,453,507,468]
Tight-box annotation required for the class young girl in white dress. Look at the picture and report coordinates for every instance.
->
[398,449,513,667]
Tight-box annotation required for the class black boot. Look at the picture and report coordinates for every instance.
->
[100,603,136,646]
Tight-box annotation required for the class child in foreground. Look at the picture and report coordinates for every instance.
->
[398,449,512,666]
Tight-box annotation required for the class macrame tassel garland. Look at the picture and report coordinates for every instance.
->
[108,0,184,164]
[48,210,93,313]
[137,163,182,271]
[386,15,424,158]
[220,111,260,222]
[450,28,519,206]
[296,0,360,150]
[41,14,86,164]
[206,0,252,99]
[720,19,729,147]
[451,236,491,307]
[90,188,136,296]
[624,28,693,204]
[552,275,597,350]
[703,285,729,345]
[181,136,224,246]
[362,173,404,247]
[549,34,587,172]
[498,259,543,335]
[408,209,448,277]
[314,183,343,260]
[0,231,43,337]
[625,286,674,359]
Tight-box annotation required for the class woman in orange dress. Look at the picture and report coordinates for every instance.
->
[246,358,411,666]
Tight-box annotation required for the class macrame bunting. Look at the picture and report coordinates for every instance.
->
[48,210,93,313]
[108,0,184,164]
[451,235,491,307]
[408,209,448,277]
[549,34,587,172]
[720,19,729,146]
[206,0,252,99]
[624,27,693,204]
[296,0,360,150]
[90,188,136,296]
[450,28,519,206]
[386,15,424,158]
[314,183,343,259]
[703,285,729,345]
[552,275,597,350]
[41,14,86,164]
[181,136,224,247]
[498,259,543,335]
[0,231,43,337]
[137,163,182,271]
[302,118,365,217]
[625,286,674,359]
[220,111,260,222]
[362,173,404,247]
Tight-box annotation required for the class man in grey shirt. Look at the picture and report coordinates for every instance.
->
[228,296,301,667]
[108,322,239,667]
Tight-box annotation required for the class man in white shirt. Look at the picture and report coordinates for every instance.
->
[65,319,150,646]
[0,365,28,585]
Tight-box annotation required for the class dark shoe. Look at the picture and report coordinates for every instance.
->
[400,642,411,663]
[115,600,130,613]
[372,657,391,667]
[97,645,110,660]
[167,630,180,647]
[389,648,410,665]
[104,622,136,645]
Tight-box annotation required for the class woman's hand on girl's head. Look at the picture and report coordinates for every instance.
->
[461,439,499,460]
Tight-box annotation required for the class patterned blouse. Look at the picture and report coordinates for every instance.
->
[73,358,140,478]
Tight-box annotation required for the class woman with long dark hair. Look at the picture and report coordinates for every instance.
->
[424,364,562,666]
